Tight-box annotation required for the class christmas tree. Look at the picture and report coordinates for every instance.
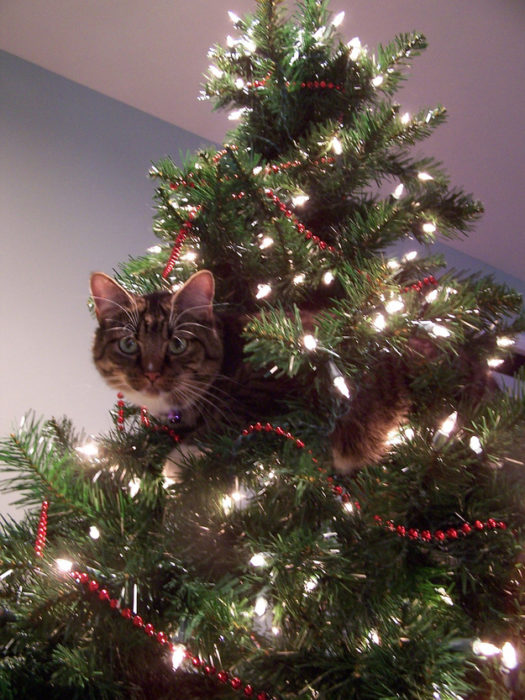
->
[1,1,524,698]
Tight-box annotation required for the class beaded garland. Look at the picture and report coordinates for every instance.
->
[34,500,49,558]
[67,568,272,700]
[162,206,201,279]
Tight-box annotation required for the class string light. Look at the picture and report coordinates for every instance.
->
[372,313,386,331]
[89,526,100,540]
[259,236,274,249]
[385,298,404,314]
[250,553,268,567]
[425,288,439,303]
[430,323,451,338]
[496,336,515,348]
[331,136,343,155]
[56,558,73,573]
[209,65,223,79]
[303,334,318,351]
[221,495,233,514]
[387,259,400,270]
[472,639,501,657]
[401,112,411,124]
[333,375,351,399]
[436,587,454,606]
[254,595,268,616]
[371,75,384,87]
[422,222,437,234]
[171,643,187,670]
[252,165,263,175]
[292,193,309,206]
[332,10,345,27]
[256,283,272,299]
[469,436,483,454]
[323,271,334,284]
[128,478,141,498]
[418,171,433,181]
[392,183,405,199]
[147,245,162,254]
[228,10,241,24]
[348,37,362,61]
[293,273,306,285]
[487,358,504,368]
[403,250,418,261]
[228,107,248,120]
[235,77,245,89]
[304,576,318,592]
[439,411,458,437]
[76,441,99,458]
[181,250,197,262]
[501,642,518,670]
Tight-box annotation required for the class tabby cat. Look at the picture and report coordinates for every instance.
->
[90,270,410,474]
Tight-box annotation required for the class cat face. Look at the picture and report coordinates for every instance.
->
[90,270,223,422]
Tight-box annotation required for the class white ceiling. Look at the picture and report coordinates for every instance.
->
[2,0,525,282]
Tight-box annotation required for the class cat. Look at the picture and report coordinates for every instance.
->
[90,269,410,475]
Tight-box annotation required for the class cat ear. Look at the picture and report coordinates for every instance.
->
[174,270,215,319]
[90,272,135,322]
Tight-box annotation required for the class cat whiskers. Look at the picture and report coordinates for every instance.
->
[92,295,140,331]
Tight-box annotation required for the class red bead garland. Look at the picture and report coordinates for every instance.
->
[140,406,181,444]
[34,500,49,558]
[162,206,201,279]
[67,568,275,699]
[264,189,336,254]
[117,392,126,431]
[402,275,438,294]
[240,422,508,544]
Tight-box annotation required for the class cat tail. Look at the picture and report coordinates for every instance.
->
[330,353,411,474]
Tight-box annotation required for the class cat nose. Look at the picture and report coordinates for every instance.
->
[144,371,161,383]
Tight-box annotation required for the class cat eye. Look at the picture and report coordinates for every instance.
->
[118,336,139,355]
[168,336,188,355]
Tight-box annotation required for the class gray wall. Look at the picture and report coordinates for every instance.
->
[1,50,523,518]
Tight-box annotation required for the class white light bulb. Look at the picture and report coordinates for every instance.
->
[333,375,351,399]
[431,324,451,338]
[401,112,411,124]
[385,298,404,314]
[147,245,162,254]
[76,441,98,458]
[259,236,274,249]
[254,595,268,616]
[403,250,418,262]
[422,222,437,234]
[472,639,500,657]
[292,193,309,206]
[496,336,514,348]
[487,358,504,368]
[231,490,243,502]
[181,251,197,262]
[228,108,248,121]
[331,136,343,155]
[323,271,334,284]
[392,183,405,199]
[128,478,141,498]
[226,35,237,48]
[228,10,241,24]
[221,495,233,513]
[209,65,223,79]
[250,553,267,567]
[303,334,318,351]
[418,171,433,181]
[372,75,384,87]
[256,283,272,299]
[372,313,386,331]
[56,558,73,573]
[387,259,400,270]
[304,576,318,592]
[469,436,483,454]
[501,642,518,670]
[293,273,306,285]
[171,644,187,670]
[235,77,245,89]
[89,526,100,540]
[272,626,281,636]
[425,289,439,303]
[332,10,345,27]
[252,166,263,175]
[439,411,457,437]
[348,36,362,61]
[436,587,454,606]
[343,501,354,513]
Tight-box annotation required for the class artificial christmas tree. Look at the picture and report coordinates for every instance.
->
[1,1,524,698]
